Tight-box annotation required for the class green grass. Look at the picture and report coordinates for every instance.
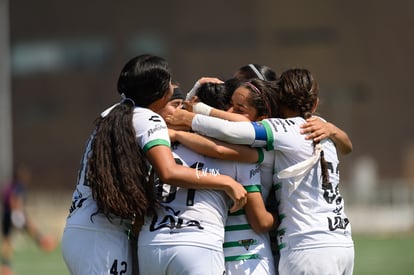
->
[10,235,68,275]
[7,233,414,274]
[353,233,414,275]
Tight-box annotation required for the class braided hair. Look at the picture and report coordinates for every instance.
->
[278,68,330,188]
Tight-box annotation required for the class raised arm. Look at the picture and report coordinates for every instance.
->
[166,109,257,145]
[300,116,353,155]
[185,101,250,122]
[169,129,259,163]
[186,77,224,101]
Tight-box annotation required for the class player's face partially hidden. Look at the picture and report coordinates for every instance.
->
[228,86,259,122]
[150,82,174,113]
[158,99,184,120]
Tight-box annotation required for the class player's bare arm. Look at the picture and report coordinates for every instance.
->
[300,116,353,155]
[169,129,258,163]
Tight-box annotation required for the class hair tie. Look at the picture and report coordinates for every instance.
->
[120,93,136,106]
[248,64,265,80]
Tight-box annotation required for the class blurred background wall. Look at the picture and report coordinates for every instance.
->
[1,0,413,234]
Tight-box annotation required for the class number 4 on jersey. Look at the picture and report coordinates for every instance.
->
[110,259,127,275]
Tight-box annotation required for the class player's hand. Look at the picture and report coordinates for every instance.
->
[182,100,195,113]
[186,77,223,101]
[165,109,195,127]
[300,117,331,143]
[225,180,248,213]
[197,77,224,85]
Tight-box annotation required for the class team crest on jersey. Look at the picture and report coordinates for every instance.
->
[238,238,257,250]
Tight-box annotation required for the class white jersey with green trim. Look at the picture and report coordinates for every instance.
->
[260,118,353,251]
[65,106,169,232]
[224,172,275,274]
[191,114,353,252]
[138,142,258,252]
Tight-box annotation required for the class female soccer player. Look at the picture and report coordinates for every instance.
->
[61,54,247,275]
[138,84,262,274]
[167,68,354,275]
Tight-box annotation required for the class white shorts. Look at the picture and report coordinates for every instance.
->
[226,256,276,275]
[62,227,132,275]
[138,245,225,275]
[279,246,354,275]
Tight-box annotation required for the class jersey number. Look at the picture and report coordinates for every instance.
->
[110,259,127,275]
[156,160,203,206]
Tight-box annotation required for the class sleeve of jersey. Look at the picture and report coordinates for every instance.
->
[237,163,261,193]
[133,110,171,153]
[260,118,306,151]
[191,114,268,147]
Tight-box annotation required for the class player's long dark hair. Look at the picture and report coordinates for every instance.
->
[87,54,170,227]
[240,79,279,118]
[196,82,232,111]
[277,68,330,188]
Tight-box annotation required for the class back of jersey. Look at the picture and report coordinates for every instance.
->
[139,143,233,252]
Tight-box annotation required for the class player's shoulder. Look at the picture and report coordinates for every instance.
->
[265,117,305,124]
[132,107,166,129]
[134,107,162,119]
[260,117,304,132]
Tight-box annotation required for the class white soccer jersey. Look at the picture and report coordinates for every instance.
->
[62,106,170,275]
[138,142,258,251]
[223,160,274,269]
[260,118,353,251]
[138,142,262,274]
[191,116,276,274]
[191,115,353,252]
[65,107,170,232]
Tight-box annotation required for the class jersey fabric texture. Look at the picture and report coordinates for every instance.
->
[260,118,353,252]
[62,106,169,275]
[224,160,275,275]
[138,142,259,274]
[191,114,354,274]
[192,115,276,274]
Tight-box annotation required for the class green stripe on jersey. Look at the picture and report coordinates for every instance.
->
[228,209,245,216]
[225,224,251,231]
[225,254,261,262]
[274,182,282,190]
[256,147,264,163]
[223,239,257,248]
[142,139,170,153]
[245,185,261,193]
[278,242,287,250]
[261,120,274,151]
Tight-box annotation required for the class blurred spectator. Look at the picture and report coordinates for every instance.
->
[1,164,57,275]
